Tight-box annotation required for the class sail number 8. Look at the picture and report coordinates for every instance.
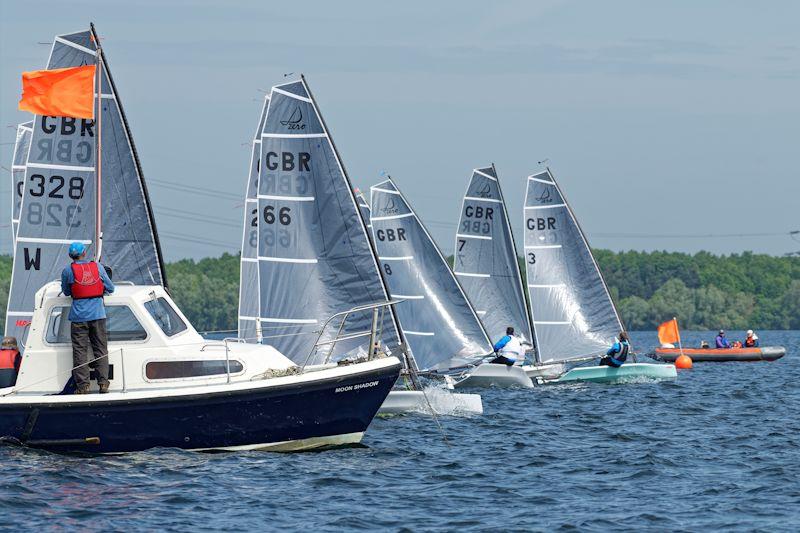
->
[263,205,292,226]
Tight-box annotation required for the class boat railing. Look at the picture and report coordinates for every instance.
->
[301,300,405,371]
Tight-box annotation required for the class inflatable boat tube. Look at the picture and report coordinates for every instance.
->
[654,346,786,362]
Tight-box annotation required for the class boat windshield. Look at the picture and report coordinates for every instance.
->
[46,305,147,343]
[144,297,188,337]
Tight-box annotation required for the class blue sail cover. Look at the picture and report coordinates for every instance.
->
[10,122,33,245]
[453,166,532,346]
[370,178,492,371]
[238,95,270,342]
[523,169,622,363]
[256,77,400,365]
[5,28,165,342]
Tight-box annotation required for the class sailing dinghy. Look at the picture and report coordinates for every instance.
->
[450,165,563,385]
[5,25,166,345]
[238,77,480,414]
[356,189,482,413]
[371,177,533,388]
[523,168,676,383]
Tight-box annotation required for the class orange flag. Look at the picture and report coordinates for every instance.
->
[657,318,680,345]
[19,65,96,119]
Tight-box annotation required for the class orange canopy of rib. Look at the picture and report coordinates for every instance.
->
[657,318,681,345]
[19,65,96,119]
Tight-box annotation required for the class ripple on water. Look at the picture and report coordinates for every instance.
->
[0,331,799,530]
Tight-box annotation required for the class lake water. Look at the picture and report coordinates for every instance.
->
[1,330,797,531]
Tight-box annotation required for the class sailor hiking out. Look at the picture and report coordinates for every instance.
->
[60,242,115,394]
[599,331,630,368]
[490,327,523,366]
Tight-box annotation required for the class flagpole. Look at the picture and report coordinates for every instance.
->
[674,317,684,357]
[95,42,103,261]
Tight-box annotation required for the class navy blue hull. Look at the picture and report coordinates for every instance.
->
[0,362,400,453]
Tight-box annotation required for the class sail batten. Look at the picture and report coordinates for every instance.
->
[453,165,533,347]
[523,168,622,364]
[252,77,400,364]
[371,177,492,371]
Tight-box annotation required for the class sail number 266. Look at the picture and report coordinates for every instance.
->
[263,205,292,225]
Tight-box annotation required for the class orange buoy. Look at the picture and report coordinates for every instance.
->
[675,354,693,369]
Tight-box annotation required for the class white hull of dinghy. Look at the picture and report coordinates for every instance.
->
[378,390,483,415]
[522,363,565,380]
[193,432,365,452]
[453,363,533,389]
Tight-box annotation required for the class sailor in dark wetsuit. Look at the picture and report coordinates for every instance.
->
[599,331,630,368]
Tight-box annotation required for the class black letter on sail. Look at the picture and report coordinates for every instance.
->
[24,248,41,270]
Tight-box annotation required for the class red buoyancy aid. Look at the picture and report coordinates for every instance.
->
[70,261,105,300]
[745,337,757,347]
[0,349,20,371]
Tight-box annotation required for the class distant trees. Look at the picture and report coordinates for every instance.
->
[0,250,798,331]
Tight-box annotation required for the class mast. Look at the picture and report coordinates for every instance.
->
[493,163,534,344]
[94,38,103,260]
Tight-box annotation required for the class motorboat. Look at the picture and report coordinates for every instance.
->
[0,283,401,453]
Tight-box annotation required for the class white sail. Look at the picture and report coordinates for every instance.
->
[453,165,533,346]
[9,122,33,245]
[523,168,622,363]
[370,177,492,371]
[254,76,401,365]
[238,95,270,342]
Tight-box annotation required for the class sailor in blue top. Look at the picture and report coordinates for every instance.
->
[599,331,630,368]
[61,242,114,394]
[489,326,522,366]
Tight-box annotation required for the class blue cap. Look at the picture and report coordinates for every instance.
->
[68,242,86,259]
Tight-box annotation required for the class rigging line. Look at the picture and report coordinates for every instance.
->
[154,210,241,229]
[147,178,240,200]
[159,231,239,249]
[153,204,241,224]
[591,230,797,239]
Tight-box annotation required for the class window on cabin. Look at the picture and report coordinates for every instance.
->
[144,297,188,337]
[145,360,244,380]
[45,305,148,344]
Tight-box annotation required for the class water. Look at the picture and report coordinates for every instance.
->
[1,330,798,531]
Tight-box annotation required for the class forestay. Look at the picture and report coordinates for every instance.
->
[370,177,493,371]
[523,168,622,363]
[10,122,33,245]
[453,165,532,346]
[5,27,166,343]
[256,77,400,365]
[238,95,270,342]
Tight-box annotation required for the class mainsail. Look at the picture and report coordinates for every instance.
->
[255,76,400,365]
[238,95,270,342]
[453,165,532,346]
[10,122,33,244]
[523,168,622,363]
[370,177,493,371]
[5,26,166,342]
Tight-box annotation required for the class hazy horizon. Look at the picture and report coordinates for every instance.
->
[1,1,799,261]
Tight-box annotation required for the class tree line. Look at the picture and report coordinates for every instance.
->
[0,251,798,332]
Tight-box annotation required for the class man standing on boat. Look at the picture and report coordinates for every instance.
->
[715,330,731,349]
[490,327,522,366]
[599,331,630,367]
[61,242,115,394]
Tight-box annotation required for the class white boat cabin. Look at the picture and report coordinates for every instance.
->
[8,282,296,396]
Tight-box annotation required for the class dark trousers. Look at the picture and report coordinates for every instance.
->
[599,356,622,368]
[71,319,109,388]
[490,355,516,366]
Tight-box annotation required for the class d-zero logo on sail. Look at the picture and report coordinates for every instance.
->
[537,187,553,204]
[280,107,306,131]
[476,183,492,198]
[380,197,398,216]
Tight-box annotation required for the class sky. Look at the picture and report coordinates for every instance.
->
[1,0,799,261]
